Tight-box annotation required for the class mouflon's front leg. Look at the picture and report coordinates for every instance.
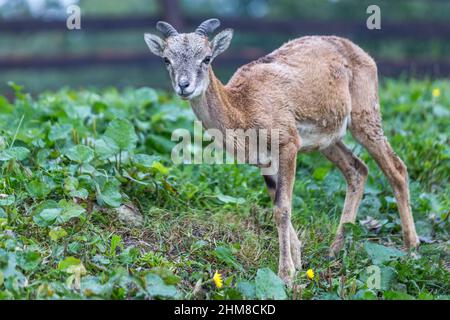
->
[273,142,298,286]
[264,174,302,269]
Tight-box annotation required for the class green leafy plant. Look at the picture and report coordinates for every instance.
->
[0,81,448,300]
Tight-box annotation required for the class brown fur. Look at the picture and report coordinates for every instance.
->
[192,35,419,285]
[146,27,420,286]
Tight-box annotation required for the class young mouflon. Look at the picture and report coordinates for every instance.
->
[144,18,420,285]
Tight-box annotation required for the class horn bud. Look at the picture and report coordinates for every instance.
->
[156,21,179,38]
[195,18,220,37]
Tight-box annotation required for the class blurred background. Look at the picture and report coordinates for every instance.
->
[0,0,449,95]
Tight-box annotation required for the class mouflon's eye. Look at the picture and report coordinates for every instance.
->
[163,57,171,65]
[202,56,212,65]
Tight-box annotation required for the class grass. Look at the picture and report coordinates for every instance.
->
[0,79,448,300]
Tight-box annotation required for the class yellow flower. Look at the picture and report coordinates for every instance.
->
[432,88,441,98]
[213,271,223,288]
[306,268,315,280]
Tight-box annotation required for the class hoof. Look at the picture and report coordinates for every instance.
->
[329,234,345,258]
[278,264,295,287]
[278,271,294,288]
[404,232,420,250]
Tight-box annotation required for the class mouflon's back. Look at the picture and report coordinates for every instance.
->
[225,35,379,150]
[227,35,377,100]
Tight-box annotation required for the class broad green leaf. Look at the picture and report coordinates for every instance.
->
[236,281,256,299]
[58,257,86,290]
[33,208,61,227]
[145,273,178,299]
[223,288,243,300]
[26,179,52,199]
[133,87,158,106]
[17,250,41,271]
[255,268,287,300]
[70,188,89,200]
[65,145,94,163]
[359,266,396,291]
[383,291,414,300]
[33,200,60,226]
[418,292,435,300]
[97,181,122,208]
[133,154,160,169]
[0,146,30,161]
[58,200,86,223]
[353,289,378,300]
[92,255,110,266]
[150,267,181,285]
[150,161,169,176]
[214,246,243,271]
[217,194,245,204]
[58,256,82,270]
[379,266,396,291]
[48,124,73,141]
[64,176,79,192]
[49,226,68,241]
[364,242,406,265]
[94,138,119,157]
[0,194,15,206]
[81,276,112,297]
[104,119,137,151]
[33,200,85,227]
[118,246,139,264]
[64,177,89,199]
[0,249,19,279]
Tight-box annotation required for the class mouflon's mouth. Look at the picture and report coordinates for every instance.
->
[178,92,194,100]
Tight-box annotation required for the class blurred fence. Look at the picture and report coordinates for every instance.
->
[1,0,450,94]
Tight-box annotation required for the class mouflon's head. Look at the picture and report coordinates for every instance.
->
[144,18,233,100]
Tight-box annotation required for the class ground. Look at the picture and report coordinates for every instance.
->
[0,79,448,300]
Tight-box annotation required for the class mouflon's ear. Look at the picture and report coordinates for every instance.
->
[144,33,165,57]
[211,28,233,59]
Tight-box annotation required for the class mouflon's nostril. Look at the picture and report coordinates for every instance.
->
[178,79,190,90]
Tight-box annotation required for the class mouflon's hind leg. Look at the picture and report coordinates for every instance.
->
[351,125,419,249]
[321,141,368,257]
[348,66,419,249]
[263,174,302,269]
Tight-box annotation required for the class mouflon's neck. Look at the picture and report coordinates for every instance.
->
[189,68,245,131]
